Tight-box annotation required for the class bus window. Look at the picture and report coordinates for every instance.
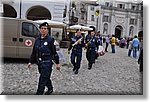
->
[22,22,40,37]
[33,25,40,37]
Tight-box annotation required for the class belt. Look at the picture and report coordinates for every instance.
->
[38,58,51,62]
[42,53,51,56]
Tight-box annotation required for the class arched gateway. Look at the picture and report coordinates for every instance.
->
[26,6,51,20]
[3,4,17,18]
[115,25,123,40]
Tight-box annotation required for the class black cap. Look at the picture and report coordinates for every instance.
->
[76,29,81,32]
[89,26,95,31]
[39,22,49,28]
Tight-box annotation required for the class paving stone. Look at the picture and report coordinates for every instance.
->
[1,45,142,95]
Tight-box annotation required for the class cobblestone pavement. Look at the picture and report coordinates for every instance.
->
[1,45,143,95]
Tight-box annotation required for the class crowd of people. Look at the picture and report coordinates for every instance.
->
[118,35,143,73]
[27,22,143,95]
[67,30,143,74]
[65,29,143,74]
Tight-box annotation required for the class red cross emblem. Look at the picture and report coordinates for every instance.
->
[25,39,32,46]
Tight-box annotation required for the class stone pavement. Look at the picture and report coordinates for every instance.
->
[1,45,142,95]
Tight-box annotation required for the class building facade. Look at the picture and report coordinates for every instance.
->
[1,0,143,40]
[99,0,143,39]
[1,0,70,40]
[71,0,143,39]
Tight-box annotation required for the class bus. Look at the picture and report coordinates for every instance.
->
[1,17,40,59]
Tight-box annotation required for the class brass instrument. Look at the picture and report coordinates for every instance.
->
[85,38,92,49]
[72,37,83,47]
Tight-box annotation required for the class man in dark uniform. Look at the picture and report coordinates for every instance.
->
[68,29,84,74]
[85,31,98,70]
[138,48,143,72]
[27,22,60,95]
[85,31,91,61]
[95,31,102,59]
[96,31,103,46]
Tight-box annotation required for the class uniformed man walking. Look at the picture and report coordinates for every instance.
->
[68,29,84,74]
[85,31,98,70]
[27,22,60,95]
[95,31,102,59]
[85,31,91,61]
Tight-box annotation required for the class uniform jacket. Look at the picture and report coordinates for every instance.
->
[85,35,98,50]
[29,35,59,64]
[68,35,84,52]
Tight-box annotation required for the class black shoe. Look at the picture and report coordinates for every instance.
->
[73,67,76,72]
[88,67,92,70]
[74,70,78,74]
[44,89,53,95]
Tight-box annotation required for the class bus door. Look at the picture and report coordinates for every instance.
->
[17,22,40,58]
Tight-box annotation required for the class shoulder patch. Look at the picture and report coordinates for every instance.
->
[44,42,48,45]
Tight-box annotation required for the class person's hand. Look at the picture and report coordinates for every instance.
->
[56,64,61,70]
[27,63,32,69]
[87,42,91,45]
[85,44,88,47]
[78,40,81,44]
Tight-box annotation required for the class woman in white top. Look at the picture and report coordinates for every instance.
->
[105,35,110,52]
[128,38,133,57]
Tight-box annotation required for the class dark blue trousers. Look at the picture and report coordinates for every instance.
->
[70,50,82,70]
[36,61,53,95]
[87,49,96,68]
[111,45,115,53]
[128,49,132,56]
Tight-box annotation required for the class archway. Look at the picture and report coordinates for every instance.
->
[115,25,123,40]
[3,4,17,18]
[26,6,51,20]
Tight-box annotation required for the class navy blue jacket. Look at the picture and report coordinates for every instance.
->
[29,35,59,64]
[68,35,84,52]
[85,35,98,50]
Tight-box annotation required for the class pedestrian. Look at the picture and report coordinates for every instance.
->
[103,37,106,43]
[85,31,98,70]
[132,35,139,58]
[105,35,110,52]
[111,34,116,53]
[120,37,125,48]
[54,40,66,63]
[126,37,130,49]
[138,31,143,51]
[68,29,84,74]
[138,48,143,72]
[97,31,103,46]
[128,38,133,57]
[95,31,102,59]
[27,22,60,95]
[85,31,91,61]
